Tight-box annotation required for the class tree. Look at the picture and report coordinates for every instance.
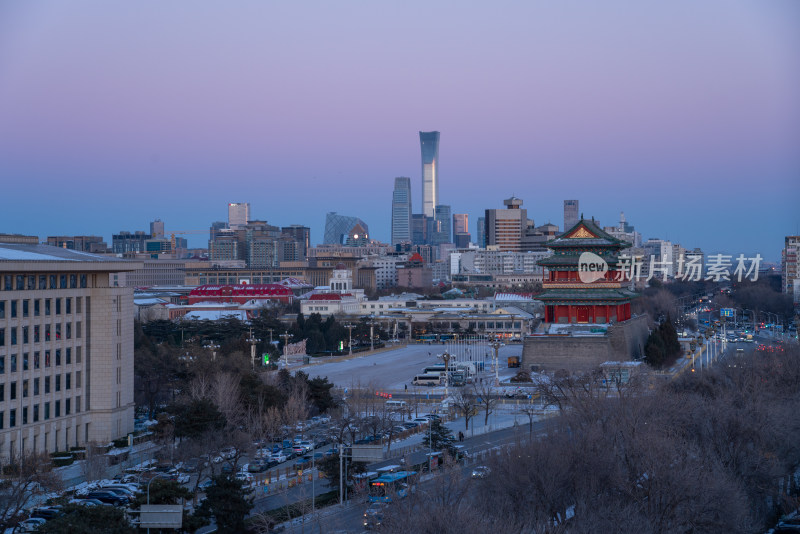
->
[451,391,477,431]
[0,453,61,530]
[195,474,254,533]
[644,316,681,369]
[317,453,367,498]
[421,418,456,455]
[472,381,499,425]
[172,398,226,439]
[37,504,136,534]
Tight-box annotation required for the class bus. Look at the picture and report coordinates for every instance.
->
[422,365,447,374]
[385,400,407,410]
[368,470,417,503]
[412,374,441,386]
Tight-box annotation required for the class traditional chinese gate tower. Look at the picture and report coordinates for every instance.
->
[537,217,638,324]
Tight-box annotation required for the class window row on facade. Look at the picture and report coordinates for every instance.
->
[1,273,87,292]
[0,372,81,401]
[0,396,82,428]
[0,321,83,346]
[0,296,84,319]
[0,347,82,373]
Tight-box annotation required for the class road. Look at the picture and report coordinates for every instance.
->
[300,343,523,391]
[268,416,558,533]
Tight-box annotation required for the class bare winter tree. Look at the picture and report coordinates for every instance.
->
[0,452,62,530]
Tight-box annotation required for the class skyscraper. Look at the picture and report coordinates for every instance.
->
[391,177,412,245]
[228,202,250,229]
[420,131,440,218]
[564,200,579,231]
[453,213,468,235]
[431,204,452,245]
[323,212,369,245]
[477,217,486,248]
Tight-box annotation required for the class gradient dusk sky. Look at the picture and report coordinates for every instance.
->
[1,1,798,261]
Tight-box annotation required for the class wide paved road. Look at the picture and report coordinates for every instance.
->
[301,343,523,391]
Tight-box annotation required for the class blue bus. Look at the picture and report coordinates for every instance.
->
[368,471,417,503]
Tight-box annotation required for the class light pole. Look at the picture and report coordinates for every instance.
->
[368,319,378,352]
[280,331,291,369]
[344,324,355,355]
[489,337,502,386]
[441,351,452,400]
[204,342,220,362]
[246,329,261,371]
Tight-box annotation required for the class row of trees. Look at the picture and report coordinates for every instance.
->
[376,345,800,533]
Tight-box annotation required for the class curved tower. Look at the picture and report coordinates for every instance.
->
[419,131,440,218]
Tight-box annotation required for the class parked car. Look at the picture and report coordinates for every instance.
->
[220,446,237,459]
[248,461,268,473]
[13,518,47,533]
[270,452,287,464]
[30,506,63,520]
[412,418,430,425]
[84,491,129,506]
[294,457,311,470]
[198,479,215,491]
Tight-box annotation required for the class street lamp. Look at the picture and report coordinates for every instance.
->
[280,331,291,369]
[204,342,220,362]
[246,329,261,371]
[368,319,378,352]
[441,351,452,399]
[344,324,355,355]
[146,472,170,534]
[489,336,502,386]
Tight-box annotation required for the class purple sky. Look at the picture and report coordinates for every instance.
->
[1,1,798,261]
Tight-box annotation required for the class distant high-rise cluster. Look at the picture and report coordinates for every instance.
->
[783,235,800,304]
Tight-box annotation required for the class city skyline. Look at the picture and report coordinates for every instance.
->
[0,1,798,260]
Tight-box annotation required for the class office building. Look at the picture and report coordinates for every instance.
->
[431,204,452,245]
[783,236,800,303]
[453,214,468,236]
[281,225,311,260]
[391,177,412,245]
[149,219,165,239]
[564,200,579,231]
[112,231,151,254]
[420,131,440,218]
[228,203,250,229]
[485,197,527,252]
[46,236,109,254]
[477,217,486,248]
[323,213,369,246]
[0,238,140,459]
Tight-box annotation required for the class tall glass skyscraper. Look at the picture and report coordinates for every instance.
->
[419,131,440,218]
[391,177,412,245]
[431,204,452,245]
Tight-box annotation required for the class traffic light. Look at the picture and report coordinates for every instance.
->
[263,353,269,365]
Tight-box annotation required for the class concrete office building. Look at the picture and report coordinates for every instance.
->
[228,203,250,229]
[0,239,140,460]
[420,131,440,218]
[485,197,527,252]
[149,219,165,239]
[391,177,412,245]
[563,200,579,232]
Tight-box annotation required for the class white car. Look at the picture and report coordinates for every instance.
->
[14,518,47,533]
[270,453,287,463]
[220,447,237,459]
